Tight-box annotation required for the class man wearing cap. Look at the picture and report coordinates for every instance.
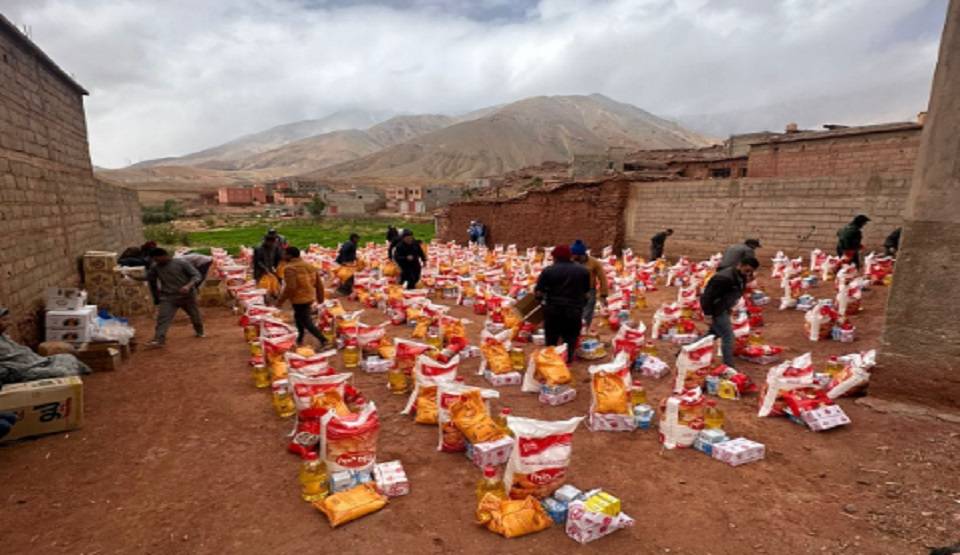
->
[570,239,608,331]
[535,245,591,363]
[718,239,762,270]
[836,215,870,270]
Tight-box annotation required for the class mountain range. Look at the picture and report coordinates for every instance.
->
[98,94,714,190]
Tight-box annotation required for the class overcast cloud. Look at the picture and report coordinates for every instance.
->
[2,0,949,167]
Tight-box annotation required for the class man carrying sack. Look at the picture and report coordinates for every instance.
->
[535,245,590,363]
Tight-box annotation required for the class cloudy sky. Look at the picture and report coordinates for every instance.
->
[3,0,950,168]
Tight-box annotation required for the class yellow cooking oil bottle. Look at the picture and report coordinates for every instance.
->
[475,466,506,503]
[299,453,329,502]
[271,379,296,418]
[252,363,270,389]
[704,400,725,430]
[342,338,360,369]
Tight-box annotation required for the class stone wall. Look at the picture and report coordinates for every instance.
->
[624,177,909,259]
[436,179,630,250]
[0,21,144,344]
[747,127,920,179]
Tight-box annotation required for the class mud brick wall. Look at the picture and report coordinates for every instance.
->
[0,24,143,344]
[748,128,920,178]
[624,177,910,260]
[436,180,630,251]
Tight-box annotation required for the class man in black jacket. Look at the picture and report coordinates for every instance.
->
[650,228,674,261]
[836,214,870,270]
[335,233,360,295]
[535,245,591,363]
[253,230,282,282]
[699,256,759,368]
[393,230,427,289]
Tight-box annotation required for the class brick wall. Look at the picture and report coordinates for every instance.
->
[624,177,910,259]
[0,23,144,344]
[748,128,920,178]
[436,179,630,250]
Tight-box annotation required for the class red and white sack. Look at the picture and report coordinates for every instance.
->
[758,353,815,417]
[285,349,337,376]
[320,401,380,474]
[239,304,279,327]
[651,303,681,339]
[673,335,715,393]
[393,337,431,376]
[503,415,584,499]
[356,323,387,349]
[809,248,827,273]
[612,321,646,362]
[261,331,297,362]
[260,317,297,338]
[659,387,705,449]
[401,354,460,415]
[827,349,875,399]
[804,301,836,342]
[436,382,499,453]
[289,372,352,418]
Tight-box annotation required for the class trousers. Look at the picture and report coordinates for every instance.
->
[154,295,203,342]
[293,303,325,345]
[708,311,735,368]
[543,304,583,363]
[582,290,598,327]
[399,263,422,290]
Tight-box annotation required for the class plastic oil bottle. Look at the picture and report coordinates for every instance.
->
[299,453,329,502]
[252,363,271,389]
[342,337,360,369]
[322,326,336,345]
[704,400,725,430]
[509,348,526,372]
[475,466,507,503]
[271,379,296,418]
[387,365,409,395]
[631,380,648,406]
[495,408,513,436]
[825,355,844,378]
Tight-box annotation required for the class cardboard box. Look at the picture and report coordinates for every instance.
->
[45,288,88,311]
[539,387,577,406]
[115,281,152,301]
[0,377,84,442]
[565,500,635,544]
[712,437,765,467]
[45,327,93,343]
[84,271,116,289]
[373,460,410,497]
[45,306,97,330]
[469,436,514,468]
[76,346,121,372]
[81,340,132,361]
[483,370,521,387]
[587,412,637,432]
[82,251,117,274]
[800,404,851,431]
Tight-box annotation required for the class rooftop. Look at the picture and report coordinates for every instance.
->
[754,121,922,145]
[0,14,89,96]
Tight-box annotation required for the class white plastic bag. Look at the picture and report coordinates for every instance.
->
[503,415,584,499]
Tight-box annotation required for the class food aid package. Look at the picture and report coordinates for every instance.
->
[503,415,584,500]
[451,390,508,445]
[260,317,297,338]
[436,382,500,453]
[335,309,364,338]
[401,354,460,424]
[804,301,838,341]
[393,337,431,376]
[477,494,553,539]
[828,349,876,399]
[315,483,387,527]
[261,331,297,366]
[658,387,706,449]
[712,437,765,467]
[521,345,572,393]
[285,349,337,376]
[373,460,410,497]
[321,401,380,474]
[758,353,815,417]
[588,352,633,417]
[565,499,635,544]
[286,372,353,457]
[478,328,513,375]
[651,303,681,339]
[356,323,388,352]
[673,335,716,393]
[611,321,646,363]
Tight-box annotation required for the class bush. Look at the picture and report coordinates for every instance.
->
[141,200,184,225]
[144,223,190,246]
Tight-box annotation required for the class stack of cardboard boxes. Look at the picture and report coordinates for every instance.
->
[0,376,84,443]
[83,251,118,313]
[114,266,154,316]
[44,288,96,343]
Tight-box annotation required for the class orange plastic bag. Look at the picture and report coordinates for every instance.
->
[535,347,572,385]
[481,342,512,374]
[415,385,439,424]
[412,317,431,340]
[451,390,506,444]
[383,261,400,278]
[258,273,281,296]
[315,483,387,527]
[479,494,552,538]
[592,372,630,414]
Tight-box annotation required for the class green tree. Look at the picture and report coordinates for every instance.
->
[307,195,326,219]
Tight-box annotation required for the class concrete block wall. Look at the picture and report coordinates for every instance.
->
[623,177,910,260]
[436,180,629,251]
[1,25,144,344]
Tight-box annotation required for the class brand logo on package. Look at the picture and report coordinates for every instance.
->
[336,451,375,468]
[34,399,71,422]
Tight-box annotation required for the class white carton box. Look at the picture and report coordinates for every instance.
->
[45,327,93,343]
[45,306,97,330]
[45,288,88,311]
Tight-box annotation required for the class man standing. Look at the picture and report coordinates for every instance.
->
[718,238,761,270]
[335,233,360,295]
[277,246,327,348]
[468,221,480,245]
[476,220,487,247]
[650,228,674,261]
[253,230,282,282]
[535,245,591,363]
[836,214,870,270]
[146,248,204,347]
[884,227,902,257]
[699,257,759,369]
[393,230,427,289]
[570,239,607,331]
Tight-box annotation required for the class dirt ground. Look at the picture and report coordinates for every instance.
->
[1,271,959,555]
